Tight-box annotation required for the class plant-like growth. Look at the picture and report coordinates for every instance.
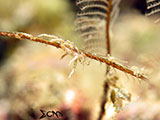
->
[146,0,160,23]
[0,31,148,80]
[75,0,130,119]
[0,0,158,120]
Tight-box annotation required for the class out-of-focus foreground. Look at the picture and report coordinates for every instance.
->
[0,0,160,120]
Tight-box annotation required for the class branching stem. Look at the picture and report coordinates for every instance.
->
[0,31,148,81]
[106,0,112,55]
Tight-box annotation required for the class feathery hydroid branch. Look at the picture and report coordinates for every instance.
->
[0,31,148,81]
[146,0,160,23]
[106,0,112,55]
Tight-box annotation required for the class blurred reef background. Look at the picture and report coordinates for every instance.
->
[0,0,160,120]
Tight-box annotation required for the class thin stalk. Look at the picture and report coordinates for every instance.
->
[106,0,112,55]
[0,31,148,81]
[99,1,113,119]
